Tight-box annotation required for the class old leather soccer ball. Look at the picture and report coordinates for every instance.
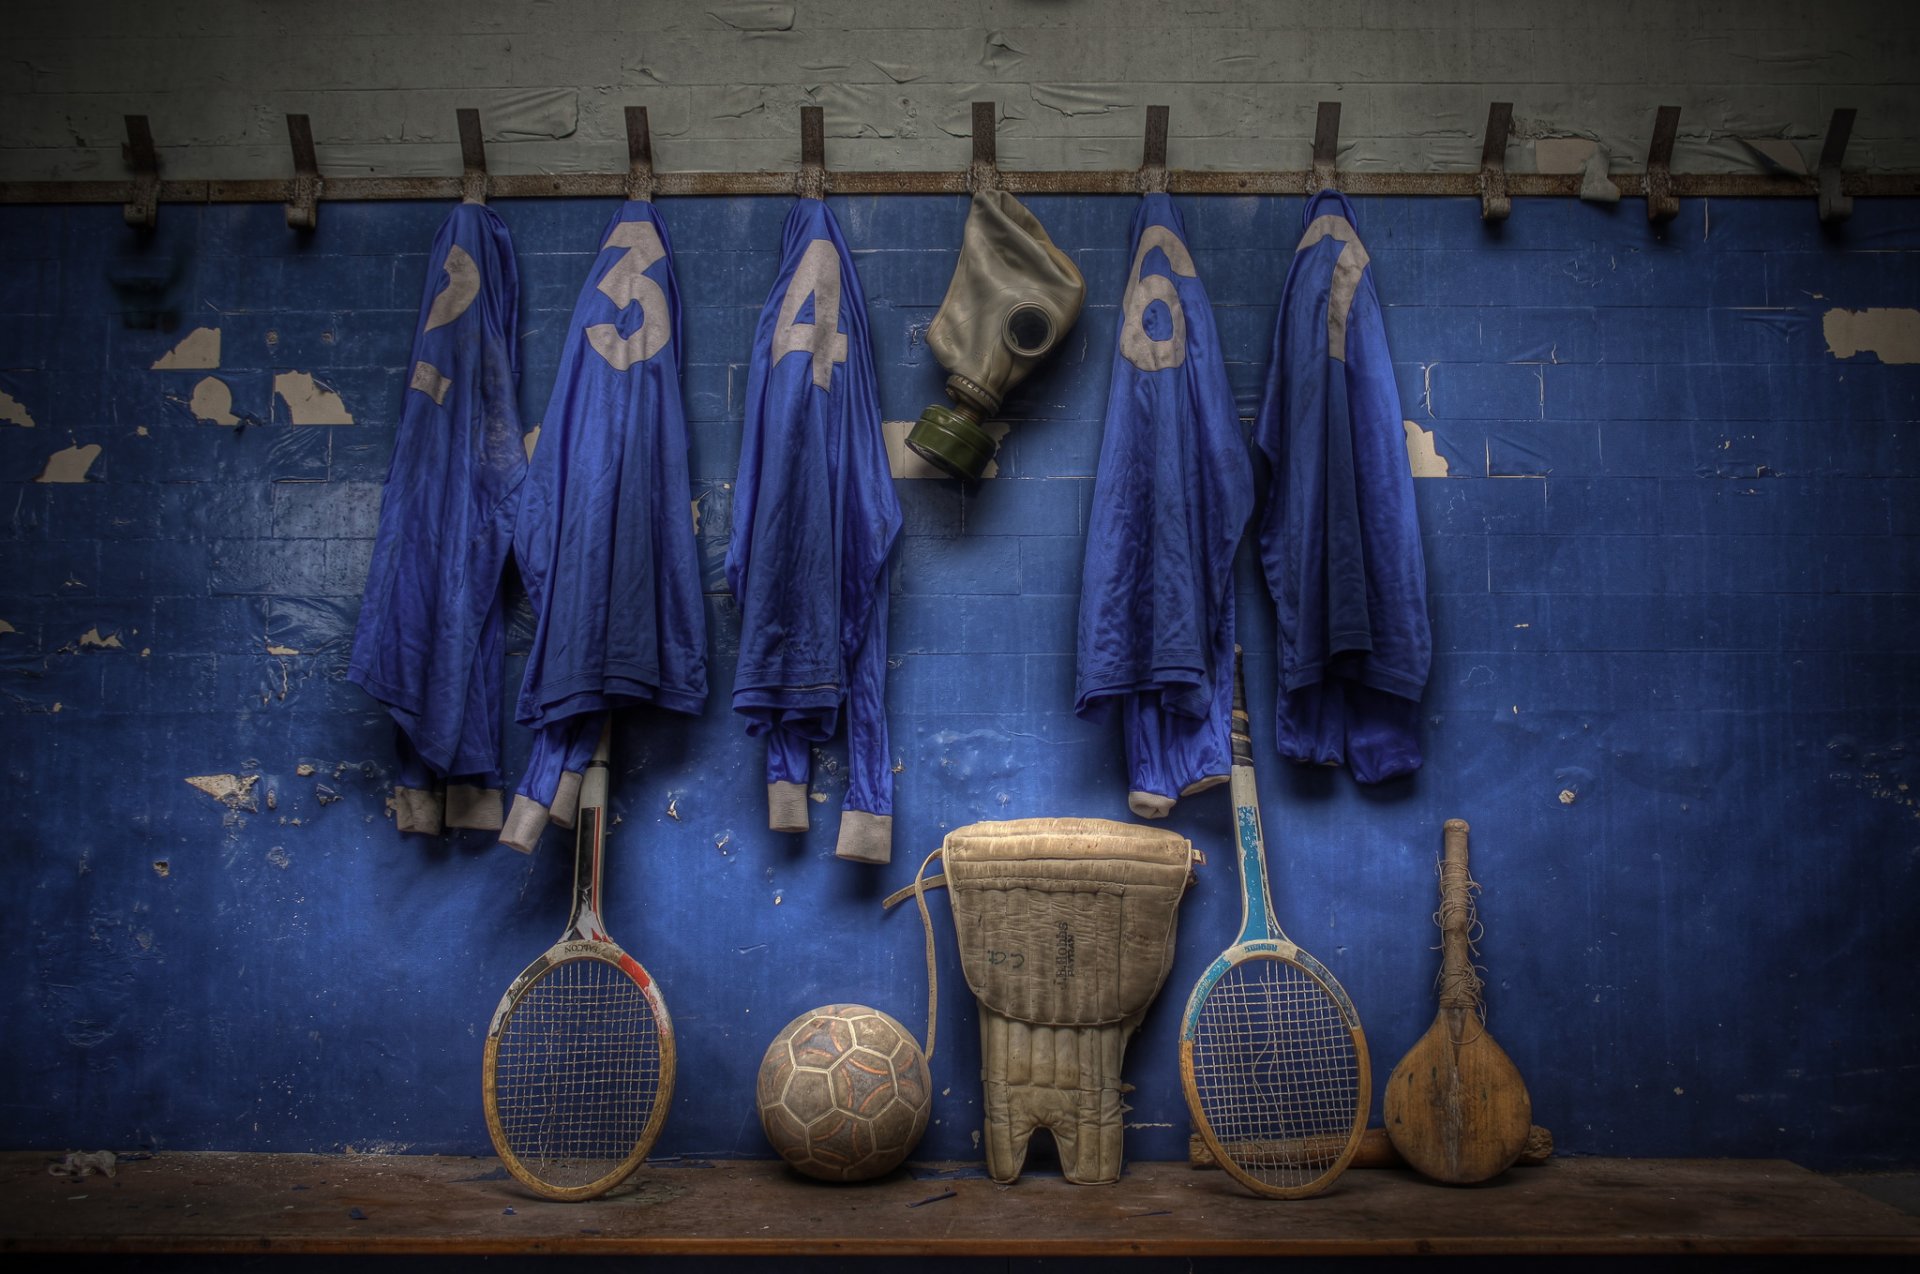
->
[755,1004,931,1181]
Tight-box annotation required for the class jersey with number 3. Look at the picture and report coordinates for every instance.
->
[727,198,901,863]
[350,202,526,829]
[1076,193,1253,819]
[506,200,708,849]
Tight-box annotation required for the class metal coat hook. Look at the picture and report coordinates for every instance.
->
[458,108,489,205]
[625,106,655,202]
[1818,107,1856,224]
[1310,101,1341,193]
[1139,104,1169,194]
[968,101,1001,192]
[797,104,826,200]
[285,114,321,231]
[1645,105,1681,223]
[122,115,159,229]
[1478,102,1513,221]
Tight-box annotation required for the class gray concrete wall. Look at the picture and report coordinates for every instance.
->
[1,1,1916,182]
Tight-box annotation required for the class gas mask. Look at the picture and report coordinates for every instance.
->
[907,190,1086,481]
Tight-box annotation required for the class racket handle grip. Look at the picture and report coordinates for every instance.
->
[1229,645,1252,768]
[580,717,613,812]
[1438,819,1474,1009]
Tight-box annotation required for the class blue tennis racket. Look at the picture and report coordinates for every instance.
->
[1178,648,1370,1198]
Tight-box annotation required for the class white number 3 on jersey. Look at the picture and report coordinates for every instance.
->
[587,219,672,372]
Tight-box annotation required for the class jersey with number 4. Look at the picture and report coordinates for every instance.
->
[727,198,901,864]
[1076,193,1253,818]
[350,202,526,833]
[504,199,708,851]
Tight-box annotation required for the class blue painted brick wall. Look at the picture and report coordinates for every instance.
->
[1,193,1916,1171]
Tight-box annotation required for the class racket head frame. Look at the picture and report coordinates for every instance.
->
[482,938,677,1201]
[481,720,676,1201]
[1178,939,1370,1199]
[1177,648,1370,1199]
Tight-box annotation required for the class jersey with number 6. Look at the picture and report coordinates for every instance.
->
[504,200,708,851]
[1076,193,1253,819]
[727,198,901,864]
[350,202,526,834]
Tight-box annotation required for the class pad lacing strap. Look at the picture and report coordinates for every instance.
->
[882,848,947,1061]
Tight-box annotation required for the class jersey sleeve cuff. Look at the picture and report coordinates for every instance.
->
[768,781,811,833]
[499,793,550,854]
[548,769,584,830]
[392,785,444,836]
[1128,789,1176,820]
[834,810,893,864]
[444,783,504,831]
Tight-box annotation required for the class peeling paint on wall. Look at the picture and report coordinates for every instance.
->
[274,372,354,425]
[76,627,123,649]
[188,376,239,425]
[1404,419,1449,477]
[184,773,260,811]
[1030,84,1127,118]
[1823,308,1920,365]
[707,2,795,32]
[982,31,1026,73]
[1738,138,1809,175]
[35,443,101,483]
[1534,138,1598,175]
[150,327,221,370]
[0,619,16,635]
[0,388,35,427]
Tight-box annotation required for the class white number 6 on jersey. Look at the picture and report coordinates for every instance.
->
[1120,225,1198,373]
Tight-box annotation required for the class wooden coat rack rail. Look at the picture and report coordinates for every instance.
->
[1,102,1909,232]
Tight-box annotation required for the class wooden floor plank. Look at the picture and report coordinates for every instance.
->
[4,1153,1918,1257]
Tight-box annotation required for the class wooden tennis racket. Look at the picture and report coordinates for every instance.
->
[1178,648,1371,1199]
[483,720,675,1201]
[1384,818,1532,1184]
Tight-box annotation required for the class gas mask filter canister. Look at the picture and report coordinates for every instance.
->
[907,190,1086,481]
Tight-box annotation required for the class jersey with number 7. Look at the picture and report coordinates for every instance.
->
[727,197,901,865]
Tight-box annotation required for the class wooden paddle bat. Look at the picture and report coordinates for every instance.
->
[1383,818,1533,1185]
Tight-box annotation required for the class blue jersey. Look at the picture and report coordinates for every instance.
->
[349,202,525,834]
[502,200,708,852]
[1077,194,1253,818]
[727,198,901,864]
[1253,190,1430,783]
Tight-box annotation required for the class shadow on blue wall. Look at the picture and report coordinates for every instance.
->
[0,193,1915,1171]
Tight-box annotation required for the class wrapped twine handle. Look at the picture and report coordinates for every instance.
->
[1437,818,1486,1042]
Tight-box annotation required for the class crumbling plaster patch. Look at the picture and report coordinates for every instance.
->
[1823,308,1920,365]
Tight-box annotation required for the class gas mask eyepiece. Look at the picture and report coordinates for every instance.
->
[907,191,1086,481]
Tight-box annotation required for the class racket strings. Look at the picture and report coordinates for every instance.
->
[1190,958,1363,1191]
[490,957,664,1190]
